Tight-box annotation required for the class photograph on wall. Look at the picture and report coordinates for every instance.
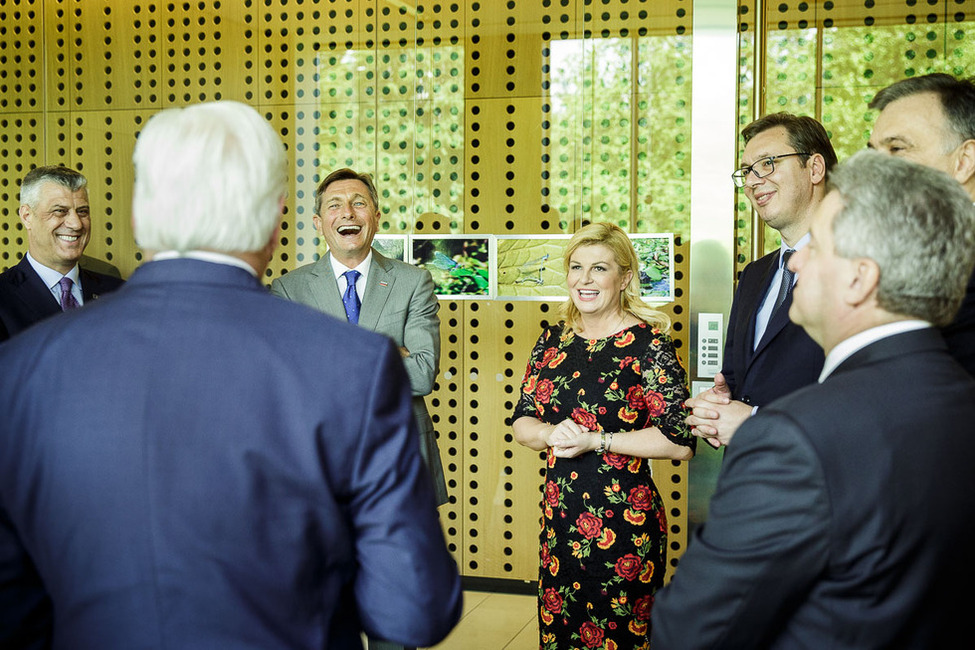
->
[631,233,675,303]
[495,235,572,300]
[411,235,494,299]
[373,234,408,262]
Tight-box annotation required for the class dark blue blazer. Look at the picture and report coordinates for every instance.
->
[0,259,461,649]
[721,250,823,406]
[0,256,124,343]
[654,328,975,648]
[942,268,975,377]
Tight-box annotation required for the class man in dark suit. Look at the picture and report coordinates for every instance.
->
[271,168,448,650]
[0,165,124,343]
[652,150,975,648]
[0,101,461,649]
[686,114,835,447]
[868,73,975,376]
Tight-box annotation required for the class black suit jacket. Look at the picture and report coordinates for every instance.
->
[942,268,975,377]
[0,256,124,343]
[721,249,823,406]
[654,328,975,649]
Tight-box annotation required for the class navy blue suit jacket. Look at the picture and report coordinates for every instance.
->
[0,256,124,343]
[654,328,975,648]
[721,250,823,406]
[0,258,461,649]
[942,268,975,377]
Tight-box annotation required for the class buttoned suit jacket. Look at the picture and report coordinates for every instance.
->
[0,258,461,649]
[0,256,124,343]
[942,268,975,377]
[721,249,823,406]
[270,249,448,505]
[653,328,975,649]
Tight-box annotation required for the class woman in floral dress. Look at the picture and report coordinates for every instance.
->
[512,223,696,650]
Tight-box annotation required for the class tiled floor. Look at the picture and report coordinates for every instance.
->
[423,590,538,650]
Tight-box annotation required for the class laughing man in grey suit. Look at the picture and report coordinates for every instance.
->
[271,169,447,512]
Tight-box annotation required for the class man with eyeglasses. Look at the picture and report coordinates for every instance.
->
[686,113,836,448]
[868,73,975,377]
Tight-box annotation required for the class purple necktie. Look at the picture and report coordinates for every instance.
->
[342,270,361,324]
[59,276,79,311]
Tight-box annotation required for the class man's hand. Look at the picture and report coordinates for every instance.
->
[684,372,751,448]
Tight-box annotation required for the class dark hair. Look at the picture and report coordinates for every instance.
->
[314,168,379,215]
[741,112,838,172]
[869,73,975,143]
[20,165,87,207]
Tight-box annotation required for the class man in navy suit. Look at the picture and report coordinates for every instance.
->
[686,113,835,447]
[0,101,461,649]
[653,150,975,649]
[0,165,124,342]
[869,73,975,376]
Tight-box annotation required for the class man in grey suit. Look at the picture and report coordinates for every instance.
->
[271,170,448,650]
[271,169,447,508]
[652,150,975,648]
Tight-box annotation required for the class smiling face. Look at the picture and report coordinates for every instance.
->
[741,125,824,246]
[19,181,91,274]
[313,178,380,267]
[566,243,632,322]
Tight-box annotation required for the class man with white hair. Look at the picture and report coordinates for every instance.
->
[653,151,975,648]
[0,101,461,649]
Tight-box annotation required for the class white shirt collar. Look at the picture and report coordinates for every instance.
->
[152,250,258,277]
[329,249,373,279]
[26,252,79,288]
[819,320,931,382]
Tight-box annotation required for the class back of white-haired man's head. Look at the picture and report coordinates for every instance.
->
[132,101,287,256]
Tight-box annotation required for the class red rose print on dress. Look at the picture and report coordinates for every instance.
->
[645,390,666,417]
[614,553,642,581]
[542,587,563,614]
[571,407,598,431]
[575,512,603,540]
[545,480,560,507]
[627,485,653,511]
[536,379,555,404]
[579,621,605,649]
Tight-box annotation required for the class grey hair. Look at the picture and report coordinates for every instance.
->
[132,101,287,253]
[828,149,975,326]
[20,165,87,208]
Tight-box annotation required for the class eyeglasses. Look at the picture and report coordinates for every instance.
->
[731,152,810,188]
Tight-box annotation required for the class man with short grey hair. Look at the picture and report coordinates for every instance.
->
[653,150,975,648]
[0,165,123,342]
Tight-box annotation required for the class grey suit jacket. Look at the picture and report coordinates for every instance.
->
[271,249,448,505]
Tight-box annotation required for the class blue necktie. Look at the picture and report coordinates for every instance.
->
[59,277,79,311]
[342,270,361,324]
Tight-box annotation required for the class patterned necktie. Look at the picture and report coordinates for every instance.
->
[59,276,79,311]
[771,249,796,314]
[342,269,361,324]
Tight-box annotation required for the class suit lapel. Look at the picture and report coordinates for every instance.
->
[739,253,778,368]
[11,257,61,320]
[308,253,346,319]
[359,249,393,330]
[753,291,794,358]
[830,328,944,379]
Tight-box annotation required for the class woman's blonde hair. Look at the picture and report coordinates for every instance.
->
[559,222,671,336]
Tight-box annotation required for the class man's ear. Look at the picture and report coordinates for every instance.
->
[18,204,32,230]
[807,153,827,185]
[846,257,880,307]
[952,138,975,188]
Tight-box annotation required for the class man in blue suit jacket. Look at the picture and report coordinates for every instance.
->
[0,165,124,343]
[653,151,975,648]
[0,101,461,649]
[686,114,834,447]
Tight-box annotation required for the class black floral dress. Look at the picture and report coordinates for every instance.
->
[513,322,694,650]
